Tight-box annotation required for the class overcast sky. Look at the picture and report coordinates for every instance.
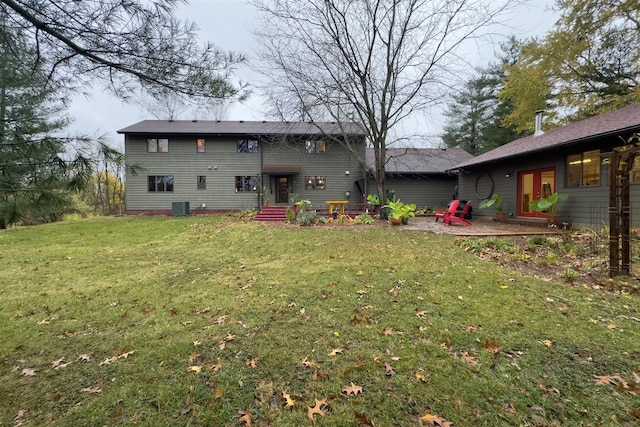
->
[67,0,559,150]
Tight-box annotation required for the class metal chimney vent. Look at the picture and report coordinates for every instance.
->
[534,110,544,136]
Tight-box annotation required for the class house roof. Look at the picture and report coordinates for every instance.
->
[117,120,364,136]
[366,147,473,174]
[453,103,640,169]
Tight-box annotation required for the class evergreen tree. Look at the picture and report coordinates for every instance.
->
[442,39,526,155]
[0,24,89,228]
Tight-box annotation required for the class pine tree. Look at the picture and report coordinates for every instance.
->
[0,24,89,228]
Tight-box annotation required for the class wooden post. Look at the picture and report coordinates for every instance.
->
[608,154,620,277]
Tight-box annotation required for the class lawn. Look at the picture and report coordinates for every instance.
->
[0,215,638,426]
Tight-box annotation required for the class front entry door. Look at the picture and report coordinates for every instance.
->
[518,167,556,218]
[276,177,289,204]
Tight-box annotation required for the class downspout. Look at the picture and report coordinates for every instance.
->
[259,138,264,210]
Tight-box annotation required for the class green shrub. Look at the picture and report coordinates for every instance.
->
[296,210,317,226]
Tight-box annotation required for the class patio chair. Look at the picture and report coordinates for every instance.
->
[435,200,460,223]
[436,200,472,226]
[446,200,472,226]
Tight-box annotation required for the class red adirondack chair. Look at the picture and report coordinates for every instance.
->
[435,200,472,226]
[435,200,460,223]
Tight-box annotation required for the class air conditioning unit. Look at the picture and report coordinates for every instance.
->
[171,202,190,216]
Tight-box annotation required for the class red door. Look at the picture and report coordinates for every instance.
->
[518,167,556,218]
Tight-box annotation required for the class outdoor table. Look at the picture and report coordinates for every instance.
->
[326,200,348,215]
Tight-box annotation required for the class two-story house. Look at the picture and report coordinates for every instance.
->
[117,120,367,215]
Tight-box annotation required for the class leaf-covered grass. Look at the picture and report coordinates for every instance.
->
[1,216,639,426]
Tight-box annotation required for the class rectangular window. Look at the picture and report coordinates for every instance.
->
[197,138,206,153]
[235,175,260,192]
[565,150,600,187]
[148,175,174,192]
[237,139,259,153]
[147,138,169,153]
[305,140,326,154]
[305,176,326,190]
[197,175,206,190]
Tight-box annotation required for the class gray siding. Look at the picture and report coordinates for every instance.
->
[124,134,366,212]
[262,141,366,207]
[457,151,640,228]
[368,176,456,210]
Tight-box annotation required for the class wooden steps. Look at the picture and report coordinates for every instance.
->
[254,206,288,222]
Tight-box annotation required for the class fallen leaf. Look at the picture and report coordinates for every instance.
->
[420,412,453,426]
[483,340,502,355]
[80,387,102,394]
[51,357,66,369]
[307,399,329,420]
[118,350,135,360]
[238,410,252,426]
[328,348,344,356]
[502,402,516,413]
[21,368,36,377]
[460,351,478,366]
[342,382,363,396]
[384,362,396,377]
[282,391,295,407]
[355,412,374,426]
[416,311,427,319]
[188,365,202,373]
[415,372,428,383]
[194,306,211,315]
[214,388,224,399]
[78,354,91,362]
[594,374,614,385]
[246,358,258,368]
[301,357,315,368]
[539,339,554,348]
[14,409,26,425]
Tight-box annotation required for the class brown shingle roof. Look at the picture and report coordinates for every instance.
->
[366,147,473,174]
[117,120,364,136]
[453,103,640,169]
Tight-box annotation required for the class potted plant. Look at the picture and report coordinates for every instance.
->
[383,199,416,225]
[479,193,507,220]
[529,192,568,225]
[366,194,380,215]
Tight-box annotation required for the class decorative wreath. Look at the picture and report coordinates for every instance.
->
[475,174,494,200]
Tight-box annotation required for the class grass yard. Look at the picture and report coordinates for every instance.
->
[0,215,639,426]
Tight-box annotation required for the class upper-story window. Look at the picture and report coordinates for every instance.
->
[237,139,259,153]
[566,149,600,187]
[197,138,206,153]
[147,138,169,153]
[305,140,326,154]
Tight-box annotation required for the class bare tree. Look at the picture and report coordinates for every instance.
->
[1,0,248,101]
[252,0,518,205]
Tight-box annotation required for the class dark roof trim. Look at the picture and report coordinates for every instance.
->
[453,103,640,169]
[262,164,301,175]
